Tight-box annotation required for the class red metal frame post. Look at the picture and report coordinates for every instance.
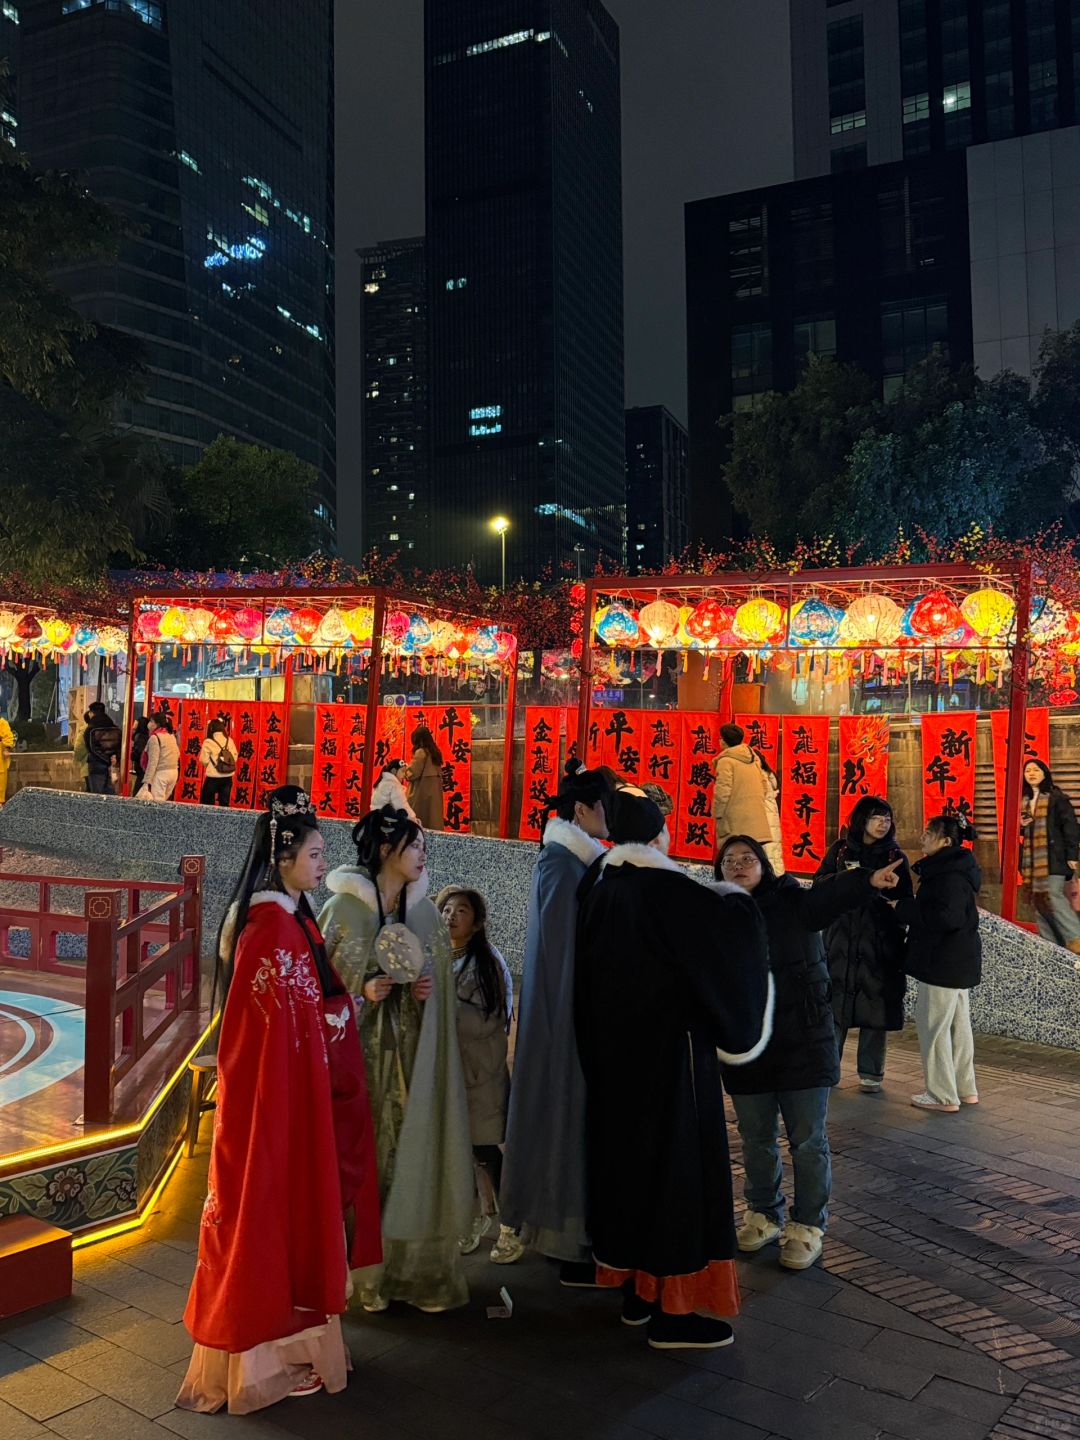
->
[281,654,296,792]
[83,890,118,1125]
[180,855,205,1007]
[577,577,596,767]
[498,637,519,838]
[119,614,139,797]
[360,589,387,808]
[1000,562,1033,924]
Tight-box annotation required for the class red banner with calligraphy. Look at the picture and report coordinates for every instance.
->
[338,706,368,822]
[374,704,472,832]
[920,712,977,832]
[312,705,345,817]
[597,707,644,783]
[675,713,720,863]
[253,701,287,810]
[780,715,829,873]
[564,707,601,769]
[519,706,561,840]
[991,706,1049,850]
[837,715,890,835]
[735,714,780,774]
[641,712,682,814]
[173,698,205,804]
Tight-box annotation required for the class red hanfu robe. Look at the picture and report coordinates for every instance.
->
[183,893,351,1355]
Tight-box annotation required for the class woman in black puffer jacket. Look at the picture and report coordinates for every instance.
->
[814,796,912,1093]
[714,835,902,1273]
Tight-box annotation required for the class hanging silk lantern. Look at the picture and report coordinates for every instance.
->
[446,630,470,662]
[136,610,162,642]
[97,625,126,656]
[290,608,324,646]
[209,609,234,642]
[425,619,455,653]
[181,606,214,644]
[0,609,20,645]
[314,606,349,648]
[407,613,433,648]
[685,597,730,645]
[570,636,583,661]
[15,614,42,645]
[265,606,296,642]
[638,599,680,648]
[595,602,639,647]
[74,624,98,653]
[1031,596,1069,642]
[839,594,903,647]
[42,617,73,649]
[159,606,188,641]
[384,610,412,646]
[960,587,1014,639]
[469,626,499,657]
[676,605,703,649]
[908,589,963,640]
[343,605,375,644]
[789,597,844,647]
[495,631,516,662]
[232,606,263,644]
[733,597,785,645]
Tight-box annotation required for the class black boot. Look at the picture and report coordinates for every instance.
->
[648,1312,734,1350]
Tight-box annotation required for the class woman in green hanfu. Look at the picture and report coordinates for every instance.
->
[319,805,473,1314]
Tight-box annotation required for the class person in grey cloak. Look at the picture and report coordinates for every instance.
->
[498,767,611,1281]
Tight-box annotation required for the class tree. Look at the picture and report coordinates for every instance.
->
[147,435,320,570]
[721,358,877,552]
[3,655,40,722]
[847,368,1065,553]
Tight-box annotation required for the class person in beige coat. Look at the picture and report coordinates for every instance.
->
[712,723,772,849]
[407,725,444,831]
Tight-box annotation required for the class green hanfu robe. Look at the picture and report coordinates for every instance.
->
[319,866,474,1311]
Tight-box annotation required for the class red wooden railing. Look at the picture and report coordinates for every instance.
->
[0,853,205,1124]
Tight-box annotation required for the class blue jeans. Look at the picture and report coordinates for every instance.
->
[731,1088,832,1231]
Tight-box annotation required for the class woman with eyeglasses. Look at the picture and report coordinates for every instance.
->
[714,835,901,1273]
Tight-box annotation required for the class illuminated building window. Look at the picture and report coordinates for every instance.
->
[942,82,971,112]
[445,277,468,290]
[466,29,534,57]
[61,0,162,26]
[3,3,18,21]
[389,532,400,541]
[175,149,200,172]
[830,110,866,134]
[364,282,380,293]
[902,93,930,124]
[469,404,501,419]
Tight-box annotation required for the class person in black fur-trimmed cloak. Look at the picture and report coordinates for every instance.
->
[575,790,774,1351]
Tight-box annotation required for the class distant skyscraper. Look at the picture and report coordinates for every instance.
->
[625,406,689,573]
[425,1,625,584]
[8,0,336,532]
[360,238,427,562]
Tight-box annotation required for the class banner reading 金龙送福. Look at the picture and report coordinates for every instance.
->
[837,715,890,835]
[920,711,977,833]
[991,706,1049,850]
[253,701,288,810]
[519,706,562,840]
[780,716,829,873]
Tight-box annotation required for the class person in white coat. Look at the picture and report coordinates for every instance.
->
[138,713,180,801]
[753,749,785,876]
[370,759,417,819]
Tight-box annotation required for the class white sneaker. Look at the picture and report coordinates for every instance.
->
[360,1289,388,1312]
[910,1092,959,1113]
[736,1210,782,1253]
[779,1222,824,1270]
[458,1214,493,1255]
[489,1224,525,1265]
[859,1078,883,1092]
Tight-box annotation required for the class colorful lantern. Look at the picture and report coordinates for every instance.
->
[960,587,1014,639]
[789,598,844,647]
[136,610,162,642]
[159,606,188,641]
[342,605,374,644]
[595,602,639,647]
[0,610,20,645]
[838,594,903,647]
[181,607,215,644]
[446,631,470,662]
[469,626,499,657]
[733,597,785,646]
[210,609,234,642]
[313,607,349,648]
[425,619,456,653]
[15,614,42,645]
[42,617,73,649]
[908,589,963,640]
[74,624,98,652]
[685,597,730,645]
[1032,596,1070,642]
[495,631,516,662]
[638,599,680,648]
[232,606,263,644]
[96,625,127,656]
[265,606,296,642]
[407,614,433,648]
[289,608,323,645]
[384,610,412,645]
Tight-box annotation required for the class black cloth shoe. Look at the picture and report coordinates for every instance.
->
[559,1261,601,1288]
[647,1313,735,1350]
[621,1285,654,1327]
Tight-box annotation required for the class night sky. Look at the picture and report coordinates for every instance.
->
[334,1,792,544]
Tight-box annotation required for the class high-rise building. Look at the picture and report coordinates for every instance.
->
[789,0,1080,179]
[360,238,427,561]
[687,0,1080,547]
[425,1,625,584]
[9,0,336,531]
[625,406,689,573]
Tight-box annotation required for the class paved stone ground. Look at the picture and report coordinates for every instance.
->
[4,1027,1080,1439]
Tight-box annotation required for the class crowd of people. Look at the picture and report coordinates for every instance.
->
[173,749,998,1414]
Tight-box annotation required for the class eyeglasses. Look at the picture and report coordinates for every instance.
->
[720,856,760,871]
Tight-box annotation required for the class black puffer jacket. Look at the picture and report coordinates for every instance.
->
[895,846,982,990]
[815,835,912,1032]
[722,867,874,1094]
[1023,786,1080,878]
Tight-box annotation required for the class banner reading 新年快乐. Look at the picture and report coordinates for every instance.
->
[921,711,977,832]
[837,714,890,835]
[780,715,829,873]
[991,706,1049,850]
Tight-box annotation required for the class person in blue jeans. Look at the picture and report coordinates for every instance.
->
[714,836,901,1270]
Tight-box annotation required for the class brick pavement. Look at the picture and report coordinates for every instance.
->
[2,1027,1080,1439]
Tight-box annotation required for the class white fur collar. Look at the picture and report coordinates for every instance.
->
[705,879,746,899]
[600,842,683,875]
[324,865,429,910]
[542,817,606,866]
[218,891,297,962]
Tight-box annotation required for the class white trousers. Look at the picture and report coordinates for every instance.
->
[914,983,976,1106]
[138,770,178,801]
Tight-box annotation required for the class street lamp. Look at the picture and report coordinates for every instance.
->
[490,515,510,591]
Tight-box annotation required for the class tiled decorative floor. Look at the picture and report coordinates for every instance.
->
[3,1027,1080,1439]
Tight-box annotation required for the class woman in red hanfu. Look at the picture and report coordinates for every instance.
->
[177,786,381,1415]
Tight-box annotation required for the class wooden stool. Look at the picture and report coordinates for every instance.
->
[185,1053,218,1158]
